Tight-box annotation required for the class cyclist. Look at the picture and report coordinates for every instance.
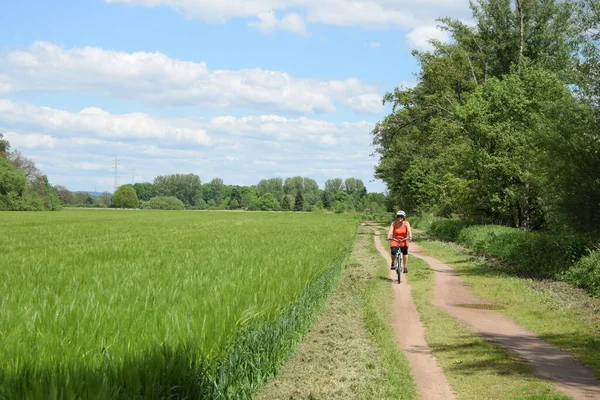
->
[387,210,413,272]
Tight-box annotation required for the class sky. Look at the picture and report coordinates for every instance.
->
[0,0,472,194]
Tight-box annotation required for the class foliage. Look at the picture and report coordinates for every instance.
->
[324,178,343,193]
[457,226,589,278]
[132,182,154,202]
[0,133,9,157]
[564,249,600,297]
[154,173,202,207]
[371,0,599,235]
[0,211,357,398]
[0,157,27,196]
[142,196,185,210]
[280,194,293,211]
[112,185,139,209]
[257,192,281,211]
[257,178,284,203]
[294,191,304,212]
[409,215,470,242]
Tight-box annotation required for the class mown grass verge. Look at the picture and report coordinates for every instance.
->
[412,235,600,381]
[372,230,573,400]
[256,224,416,399]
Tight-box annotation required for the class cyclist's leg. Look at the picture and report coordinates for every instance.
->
[401,246,409,272]
[390,246,399,269]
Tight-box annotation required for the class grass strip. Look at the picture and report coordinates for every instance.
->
[374,230,571,400]
[256,224,416,399]
[413,236,600,379]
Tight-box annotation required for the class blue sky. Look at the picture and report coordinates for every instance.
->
[0,0,471,193]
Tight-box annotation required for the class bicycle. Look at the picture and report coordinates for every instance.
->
[387,237,410,284]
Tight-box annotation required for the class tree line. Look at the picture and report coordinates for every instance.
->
[372,0,600,236]
[0,134,390,213]
[78,174,389,213]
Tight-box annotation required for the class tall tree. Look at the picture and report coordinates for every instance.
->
[294,191,304,212]
[324,178,343,193]
[153,173,202,207]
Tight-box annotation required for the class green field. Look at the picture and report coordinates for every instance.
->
[0,210,358,399]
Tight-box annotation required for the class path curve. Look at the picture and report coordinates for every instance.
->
[371,228,456,400]
[410,243,600,400]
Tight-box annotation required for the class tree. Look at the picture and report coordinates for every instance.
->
[153,173,202,207]
[294,191,304,212]
[112,185,139,208]
[343,178,367,202]
[257,178,284,202]
[132,182,154,202]
[283,176,304,195]
[54,185,75,204]
[9,150,42,181]
[325,178,343,193]
[0,133,8,157]
[321,190,333,209]
[281,194,293,211]
[208,178,226,205]
[257,192,281,211]
[0,157,27,196]
[229,186,243,209]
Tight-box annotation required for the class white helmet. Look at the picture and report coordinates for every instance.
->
[396,210,406,218]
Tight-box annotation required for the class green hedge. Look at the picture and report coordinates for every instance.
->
[563,250,600,297]
[411,215,597,295]
[456,226,589,278]
[409,215,470,242]
[141,196,185,210]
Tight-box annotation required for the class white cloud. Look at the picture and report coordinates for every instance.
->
[1,100,385,192]
[105,0,468,49]
[3,132,57,149]
[370,41,381,49]
[406,24,451,52]
[0,42,383,114]
[249,11,308,35]
[105,0,469,29]
[0,100,211,146]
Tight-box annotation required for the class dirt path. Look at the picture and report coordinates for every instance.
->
[410,243,600,400]
[371,229,457,400]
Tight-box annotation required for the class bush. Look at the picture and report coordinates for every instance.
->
[112,185,139,209]
[564,250,600,297]
[144,196,185,210]
[410,215,470,242]
[456,226,589,278]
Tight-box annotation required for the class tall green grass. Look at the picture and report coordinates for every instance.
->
[0,210,357,399]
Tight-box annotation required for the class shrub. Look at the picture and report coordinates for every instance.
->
[112,185,139,209]
[564,250,600,297]
[409,215,470,242]
[145,196,185,210]
[457,226,589,278]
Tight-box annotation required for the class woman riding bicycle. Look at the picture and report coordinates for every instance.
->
[387,210,413,272]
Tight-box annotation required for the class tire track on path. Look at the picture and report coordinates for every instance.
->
[370,227,457,400]
[410,242,600,400]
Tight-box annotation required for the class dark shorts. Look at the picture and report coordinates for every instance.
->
[391,246,409,256]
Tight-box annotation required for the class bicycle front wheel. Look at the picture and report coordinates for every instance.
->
[397,254,402,283]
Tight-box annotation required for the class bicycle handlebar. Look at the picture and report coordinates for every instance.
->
[387,237,412,242]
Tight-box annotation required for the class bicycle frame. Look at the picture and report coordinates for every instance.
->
[389,237,409,284]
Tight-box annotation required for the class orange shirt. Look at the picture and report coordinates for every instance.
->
[390,220,410,247]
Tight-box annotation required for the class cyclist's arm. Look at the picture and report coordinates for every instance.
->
[387,223,394,240]
[406,221,413,241]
